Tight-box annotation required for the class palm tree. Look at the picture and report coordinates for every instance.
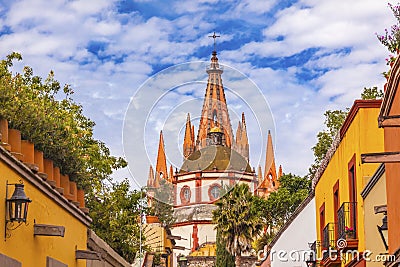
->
[212,183,263,267]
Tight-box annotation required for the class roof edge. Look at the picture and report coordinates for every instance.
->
[0,144,92,226]
[340,99,382,138]
[361,163,385,199]
[313,99,382,188]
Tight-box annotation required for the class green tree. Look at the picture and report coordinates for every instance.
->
[253,174,311,251]
[361,86,384,100]
[149,179,175,228]
[87,179,146,262]
[216,229,235,267]
[213,184,263,267]
[308,109,347,177]
[0,53,139,262]
[376,3,400,54]
[0,52,127,190]
[267,174,311,226]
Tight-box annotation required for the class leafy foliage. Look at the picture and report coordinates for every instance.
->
[263,174,311,227]
[0,53,139,262]
[253,232,274,253]
[253,174,311,250]
[308,109,347,177]
[0,53,127,189]
[309,86,383,178]
[213,183,263,266]
[377,3,400,54]
[361,86,384,100]
[149,179,175,228]
[216,229,235,267]
[87,179,147,262]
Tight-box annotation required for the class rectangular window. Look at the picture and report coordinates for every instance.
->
[348,154,357,237]
[333,180,339,240]
[320,203,325,245]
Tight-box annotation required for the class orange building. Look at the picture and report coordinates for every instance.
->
[361,55,400,266]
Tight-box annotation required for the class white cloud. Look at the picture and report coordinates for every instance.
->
[0,0,396,183]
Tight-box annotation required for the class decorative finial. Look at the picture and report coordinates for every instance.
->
[208,32,220,52]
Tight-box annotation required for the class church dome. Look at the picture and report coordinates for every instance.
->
[179,145,252,173]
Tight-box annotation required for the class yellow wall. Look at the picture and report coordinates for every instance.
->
[0,159,87,267]
[189,243,216,256]
[145,223,174,267]
[363,171,387,266]
[314,106,384,262]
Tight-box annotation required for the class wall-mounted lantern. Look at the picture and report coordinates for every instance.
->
[374,205,388,251]
[5,180,31,239]
[377,214,388,250]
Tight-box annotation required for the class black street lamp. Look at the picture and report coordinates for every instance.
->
[5,181,31,239]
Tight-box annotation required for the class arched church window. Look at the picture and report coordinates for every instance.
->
[213,110,217,124]
[180,186,191,204]
[208,184,222,201]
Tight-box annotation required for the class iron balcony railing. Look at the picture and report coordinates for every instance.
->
[322,223,336,259]
[337,202,357,240]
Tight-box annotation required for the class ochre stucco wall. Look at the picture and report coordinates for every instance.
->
[0,159,87,267]
[363,172,387,266]
[315,105,384,265]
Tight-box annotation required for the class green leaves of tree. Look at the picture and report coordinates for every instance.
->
[0,53,127,189]
[213,183,263,266]
[149,179,175,228]
[87,179,146,262]
[253,174,311,252]
[309,109,347,177]
[376,3,400,54]
[361,86,384,100]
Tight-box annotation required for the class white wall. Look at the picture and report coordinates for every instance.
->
[269,197,316,267]
[171,223,215,256]
[176,180,196,205]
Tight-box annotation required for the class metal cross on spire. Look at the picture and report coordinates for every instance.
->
[208,32,220,52]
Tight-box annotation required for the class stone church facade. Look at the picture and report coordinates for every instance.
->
[146,49,282,262]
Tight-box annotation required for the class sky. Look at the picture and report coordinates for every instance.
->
[0,0,396,187]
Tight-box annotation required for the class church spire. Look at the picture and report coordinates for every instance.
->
[183,113,195,159]
[235,112,249,161]
[196,48,234,150]
[257,130,278,198]
[264,130,278,188]
[257,165,263,183]
[156,131,168,183]
[147,165,155,187]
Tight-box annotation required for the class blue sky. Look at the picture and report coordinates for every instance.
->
[0,0,396,186]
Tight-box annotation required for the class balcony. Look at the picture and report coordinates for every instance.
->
[321,223,341,266]
[337,202,358,251]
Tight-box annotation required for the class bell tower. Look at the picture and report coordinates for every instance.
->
[196,34,234,150]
